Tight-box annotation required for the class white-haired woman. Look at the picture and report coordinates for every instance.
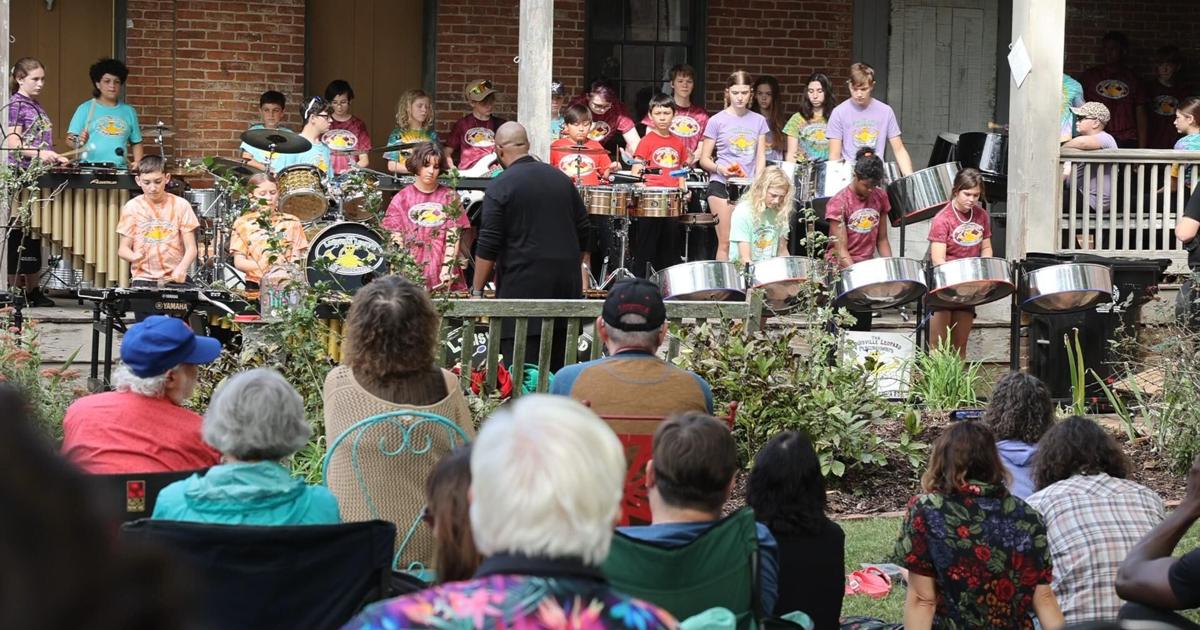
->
[344,395,677,630]
[153,368,340,525]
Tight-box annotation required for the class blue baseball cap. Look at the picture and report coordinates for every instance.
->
[120,315,222,378]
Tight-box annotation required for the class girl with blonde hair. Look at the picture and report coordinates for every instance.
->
[729,164,793,264]
[386,89,438,174]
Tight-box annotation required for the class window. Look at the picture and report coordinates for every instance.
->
[586,0,705,123]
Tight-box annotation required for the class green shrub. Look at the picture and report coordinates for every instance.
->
[909,336,982,411]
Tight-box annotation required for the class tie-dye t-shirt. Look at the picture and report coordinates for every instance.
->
[704,109,768,184]
[381,184,471,291]
[782,111,830,161]
[228,210,309,283]
[826,98,901,159]
[116,194,199,281]
[324,115,372,175]
[1060,74,1086,142]
[1172,133,1200,183]
[383,126,439,164]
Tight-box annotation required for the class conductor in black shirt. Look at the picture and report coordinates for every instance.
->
[472,122,590,299]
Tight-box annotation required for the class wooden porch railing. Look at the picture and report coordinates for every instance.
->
[1058,148,1200,272]
[436,294,764,397]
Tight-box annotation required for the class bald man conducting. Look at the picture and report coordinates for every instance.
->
[472,122,590,299]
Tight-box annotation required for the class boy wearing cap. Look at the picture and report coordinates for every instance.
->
[550,278,712,416]
[444,79,507,171]
[62,316,223,474]
[1063,101,1118,211]
[270,96,333,174]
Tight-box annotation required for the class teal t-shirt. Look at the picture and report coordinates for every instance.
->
[729,199,787,264]
[271,140,332,175]
[67,99,142,167]
[239,123,294,166]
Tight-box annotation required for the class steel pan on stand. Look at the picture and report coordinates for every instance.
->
[835,257,927,310]
[927,257,1015,308]
[750,256,826,312]
[1020,262,1112,315]
[653,261,746,301]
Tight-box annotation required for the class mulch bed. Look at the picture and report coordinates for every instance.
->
[724,412,1187,519]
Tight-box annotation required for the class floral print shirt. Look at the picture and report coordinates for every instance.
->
[343,555,678,630]
[893,481,1053,630]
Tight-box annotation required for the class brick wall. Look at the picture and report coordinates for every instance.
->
[125,0,306,162]
[702,0,855,114]
[1064,0,1200,88]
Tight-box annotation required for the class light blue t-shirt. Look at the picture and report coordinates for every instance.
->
[239,123,294,166]
[67,99,142,167]
[729,199,787,264]
[551,116,564,139]
[270,139,332,175]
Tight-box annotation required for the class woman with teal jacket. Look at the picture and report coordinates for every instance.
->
[153,368,340,525]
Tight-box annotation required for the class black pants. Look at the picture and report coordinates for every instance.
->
[1119,601,1200,629]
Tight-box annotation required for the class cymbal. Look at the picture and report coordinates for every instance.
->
[561,143,610,156]
[207,156,263,178]
[240,128,312,154]
[373,141,423,153]
[166,159,204,176]
[141,122,175,138]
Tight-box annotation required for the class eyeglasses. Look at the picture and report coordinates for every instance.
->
[469,80,494,94]
[589,100,612,113]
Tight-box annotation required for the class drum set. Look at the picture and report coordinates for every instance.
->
[174,126,400,296]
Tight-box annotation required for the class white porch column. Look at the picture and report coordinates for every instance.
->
[1006,0,1065,260]
[518,0,553,160]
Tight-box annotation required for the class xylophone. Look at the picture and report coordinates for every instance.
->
[22,167,141,289]
[78,286,247,390]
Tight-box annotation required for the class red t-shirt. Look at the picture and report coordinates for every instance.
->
[633,131,687,187]
[446,114,505,170]
[641,103,710,156]
[61,390,221,474]
[1081,64,1146,143]
[550,138,612,186]
[325,115,372,175]
[928,202,992,261]
[824,185,891,264]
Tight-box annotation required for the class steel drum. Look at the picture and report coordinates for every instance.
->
[633,187,685,218]
[927,257,1015,308]
[653,260,745,301]
[835,257,927,310]
[1021,262,1112,314]
[887,162,959,227]
[928,132,961,167]
[750,256,825,312]
[813,160,854,198]
[583,185,631,216]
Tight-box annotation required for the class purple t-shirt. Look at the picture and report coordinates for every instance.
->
[704,109,768,184]
[826,98,901,159]
[1073,131,1118,209]
[7,93,54,166]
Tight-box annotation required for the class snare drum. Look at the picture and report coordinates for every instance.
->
[182,188,226,219]
[277,164,329,222]
[583,185,631,216]
[633,187,685,218]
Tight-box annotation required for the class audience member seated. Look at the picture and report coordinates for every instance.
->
[153,368,340,525]
[619,411,779,616]
[343,395,677,630]
[1027,416,1165,624]
[1,384,192,629]
[747,431,844,627]
[894,421,1064,630]
[1116,454,1200,629]
[424,443,481,584]
[62,315,222,474]
[550,278,713,415]
[323,275,474,566]
[982,371,1054,499]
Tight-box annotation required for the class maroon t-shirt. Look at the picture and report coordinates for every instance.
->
[824,185,890,264]
[1082,64,1146,143]
[571,96,635,149]
[446,114,506,170]
[325,115,372,175]
[1146,81,1192,149]
[928,201,991,261]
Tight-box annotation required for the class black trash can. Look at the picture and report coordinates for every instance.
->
[1025,253,1169,400]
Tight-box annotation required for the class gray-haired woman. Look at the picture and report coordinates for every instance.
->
[153,368,340,525]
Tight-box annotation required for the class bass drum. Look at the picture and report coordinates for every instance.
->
[305,222,387,295]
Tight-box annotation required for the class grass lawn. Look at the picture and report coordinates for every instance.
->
[837,515,1200,624]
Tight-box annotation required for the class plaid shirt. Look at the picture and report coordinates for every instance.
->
[1026,473,1165,623]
